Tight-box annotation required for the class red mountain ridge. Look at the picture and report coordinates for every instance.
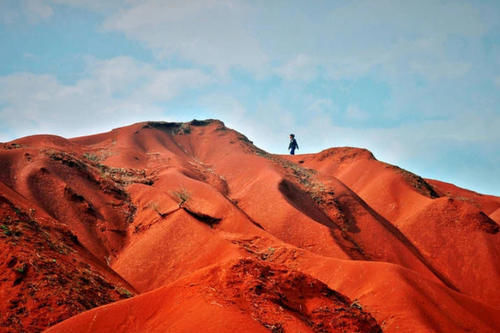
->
[0,119,499,333]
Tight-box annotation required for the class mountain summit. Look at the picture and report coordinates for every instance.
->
[1,120,499,332]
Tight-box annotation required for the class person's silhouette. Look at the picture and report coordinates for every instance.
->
[288,134,299,155]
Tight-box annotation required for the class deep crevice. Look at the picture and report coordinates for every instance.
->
[183,207,222,227]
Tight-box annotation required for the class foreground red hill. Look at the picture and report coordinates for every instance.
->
[0,119,498,333]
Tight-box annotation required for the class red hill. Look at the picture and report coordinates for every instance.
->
[0,120,498,333]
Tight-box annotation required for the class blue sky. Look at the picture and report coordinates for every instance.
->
[0,0,499,195]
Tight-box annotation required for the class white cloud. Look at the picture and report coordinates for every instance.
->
[261,0,486,81]
[274,54,317,81]
[410,61,471,81]
[326,0,486,40]
[102,0,268,75]
[495,76,500,88]
[141,68,211,101]
[199,93,247,125]
[0,0,53,23]
[49,0,126,13]
[82,56,212,101]
[345,105,368,121]
[4,0,491,82]
[24,0,53,20]
[306,98,335,115]
[0,57,211,140]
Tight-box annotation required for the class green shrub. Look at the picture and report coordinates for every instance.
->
[1,224,11,236]
[116,287,133,298]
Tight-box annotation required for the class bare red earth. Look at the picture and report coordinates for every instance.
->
[0,119,498,333]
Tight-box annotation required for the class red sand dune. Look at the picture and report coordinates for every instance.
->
[0,119,498,333]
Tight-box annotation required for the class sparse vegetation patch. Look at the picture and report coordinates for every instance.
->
[172,188,191,207]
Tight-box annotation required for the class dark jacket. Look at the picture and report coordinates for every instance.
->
[289,138,299,150]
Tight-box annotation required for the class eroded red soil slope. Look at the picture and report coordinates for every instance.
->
[286,148,500,306]
[0,119,498,333]
[46,259,382,333]
[0,183,134,333]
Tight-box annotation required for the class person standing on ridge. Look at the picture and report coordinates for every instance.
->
[288,134,299,155]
